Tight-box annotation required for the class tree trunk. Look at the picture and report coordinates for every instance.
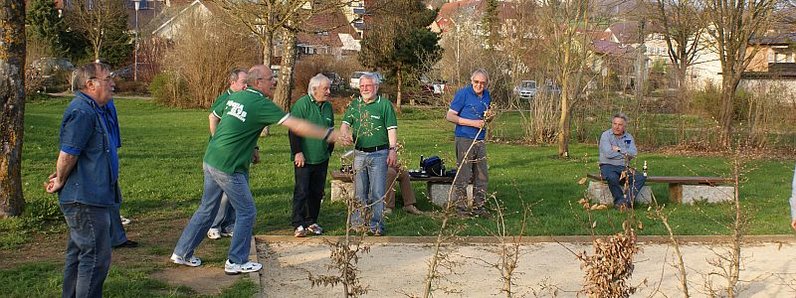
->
[557,90,571,158]
[260,31,274,67]
[719,75,740,147]
[396,69,403,109]
[273,29,297,110]
[0,0,27,218]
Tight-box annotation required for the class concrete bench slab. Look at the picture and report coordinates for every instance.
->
[587,181,652,206]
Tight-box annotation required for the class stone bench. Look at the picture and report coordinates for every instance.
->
[586,173,734,205]
[330,170,470,207]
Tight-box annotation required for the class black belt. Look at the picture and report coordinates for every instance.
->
[356,144,389,152]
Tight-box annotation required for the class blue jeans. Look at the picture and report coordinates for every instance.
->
[109,185,128,246]
[352,149,388,233]
[600,164,646,207]
[61,202,112,298]
[173,163,255,264]
[210,194,236,234]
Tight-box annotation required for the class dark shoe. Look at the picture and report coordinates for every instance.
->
[113,240,138,248]
[402,205,424,215]
[472,207,491,218]
[368,229,384,236]
[454,208,472,218]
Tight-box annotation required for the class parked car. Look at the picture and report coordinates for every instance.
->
[514,80,537,99]
[349,71,383,90]
[420,75,446,95]
[321,71,346,92]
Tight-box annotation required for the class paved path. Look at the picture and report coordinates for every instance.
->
[255,235,796,297]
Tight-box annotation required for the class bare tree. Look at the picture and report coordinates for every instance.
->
[213,0,352,109]
[0,0,26,218]
[648,0,705,91]
[536,0,597,158]
[64,0,130,63]
[701,0,777,146]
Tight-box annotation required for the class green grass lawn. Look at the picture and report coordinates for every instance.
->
[1,97,793,297]
[8,97,793,239]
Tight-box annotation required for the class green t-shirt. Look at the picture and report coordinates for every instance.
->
[210,88,233,119]
[204,87,289,174]
[342,95,397,148]
[290,94,334,164]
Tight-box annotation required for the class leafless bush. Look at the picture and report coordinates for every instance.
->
[160,12,258,108]
[577,220,639,298]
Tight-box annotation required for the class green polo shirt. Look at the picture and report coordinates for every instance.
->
[210,88,234,119]
[342,95,397,148]
[204,87,289,174]
[290,94,334,164]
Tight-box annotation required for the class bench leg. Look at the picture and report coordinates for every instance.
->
[669,184,683,203]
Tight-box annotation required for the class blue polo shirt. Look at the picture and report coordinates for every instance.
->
[58,92,120,207]
[449,85,491,140]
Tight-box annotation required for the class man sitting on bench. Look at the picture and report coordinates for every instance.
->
[599,113,645,210]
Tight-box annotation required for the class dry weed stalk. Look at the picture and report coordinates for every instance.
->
[646,196,690,297]
[308,194,371,297]
[476,196,533,298]
[703,152,748,298]
[422,124,490,297]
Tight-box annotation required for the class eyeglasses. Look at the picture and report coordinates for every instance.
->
[472,80,487,86]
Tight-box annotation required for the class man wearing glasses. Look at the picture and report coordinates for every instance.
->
[340,73,398,236]
[446,69,492,217]
[45,62,120,297]
[205,68,249,240]
[171,65,344,274]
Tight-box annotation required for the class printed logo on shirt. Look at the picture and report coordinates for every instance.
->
[370,115,381,120]
[226,100,248,122]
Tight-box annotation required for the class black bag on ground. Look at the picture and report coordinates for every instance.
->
[421,156,445,176]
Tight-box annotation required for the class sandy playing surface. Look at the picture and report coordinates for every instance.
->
[257,237,796,297]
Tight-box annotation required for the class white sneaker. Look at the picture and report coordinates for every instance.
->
[120,216,131,225]
[307,223,323,235]
[224,259,262,275]
[170,253,202,267]
[207,228,221,240]
[294,226,307,237]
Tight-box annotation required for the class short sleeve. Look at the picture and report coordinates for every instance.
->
[256,99,289,126]
[449,90,465,114]
[60,109,95,154]
[384,102,397,130]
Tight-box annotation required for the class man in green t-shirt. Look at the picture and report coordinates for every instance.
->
[341,73,398,236]
[206,68,248,240]
[288,73,335,237]
[172,65,345,275]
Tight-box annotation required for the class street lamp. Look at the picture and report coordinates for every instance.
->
[133,0,141,82]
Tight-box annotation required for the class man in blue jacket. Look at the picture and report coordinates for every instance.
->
[46,62,120,297]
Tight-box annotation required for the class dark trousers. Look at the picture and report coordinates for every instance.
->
[453,137,488,210]
[291,160,329,228]
[600,164,646,207]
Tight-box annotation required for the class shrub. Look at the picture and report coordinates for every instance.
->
[149,72,188,107]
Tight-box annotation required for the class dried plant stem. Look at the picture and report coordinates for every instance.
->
[423,125,485,297]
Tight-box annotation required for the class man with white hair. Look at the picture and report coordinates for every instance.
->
[289,73,335,237]
[446,68,492,217]
[341,73,398,236]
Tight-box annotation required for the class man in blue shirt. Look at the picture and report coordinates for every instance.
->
[446,69,492,217]
[598,113,645,209]
[46,62,119,297]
